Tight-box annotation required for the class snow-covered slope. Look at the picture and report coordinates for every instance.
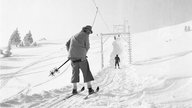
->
[0,36,106,101]
[0,21,192,108]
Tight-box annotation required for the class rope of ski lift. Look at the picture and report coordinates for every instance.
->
[91,0,111,32]
[92,7,98,27]
[90,0,113,55]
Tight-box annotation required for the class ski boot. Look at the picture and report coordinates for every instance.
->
[72,89,78,95]
[88,88,95,95]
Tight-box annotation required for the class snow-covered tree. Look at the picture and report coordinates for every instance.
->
[32,42,38,46]
[185,26,191,32]
[185,26,188,32]
[19,41,24,47]
[188,26,191,31]
[24,31,33,46]
[9,28,21,46]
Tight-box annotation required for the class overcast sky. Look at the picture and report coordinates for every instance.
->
[1,0,192,47]
[122,0,192,32]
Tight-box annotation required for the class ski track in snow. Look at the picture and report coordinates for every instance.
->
[133,50,192,65]
[29,39,144,108]
[0,50,66,89]
[1,36,192,107]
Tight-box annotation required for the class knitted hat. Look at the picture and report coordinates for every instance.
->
[82,25,93,34]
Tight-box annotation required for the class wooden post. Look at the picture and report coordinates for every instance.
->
[100,34,104,69]
[127,26,132,64]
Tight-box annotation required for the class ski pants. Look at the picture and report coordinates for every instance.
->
[115,61,119,67]
[71,59,94,83]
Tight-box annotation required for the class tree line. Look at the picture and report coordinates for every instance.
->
[9,28,37,47]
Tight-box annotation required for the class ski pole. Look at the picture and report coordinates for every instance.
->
[58,58,70,70]
[50,58,70,76]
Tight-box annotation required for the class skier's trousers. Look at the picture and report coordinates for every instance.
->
[71,59,94,83]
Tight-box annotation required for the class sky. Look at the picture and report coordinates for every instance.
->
[1,0,192,47]
[122,0,192,32]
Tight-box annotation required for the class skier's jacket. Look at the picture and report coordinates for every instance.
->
[66,31,90,61]
[115,56,120,63]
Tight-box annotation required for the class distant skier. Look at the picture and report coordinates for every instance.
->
[66,25,95,95]
[114,54,120,69]
[114,36,116,40]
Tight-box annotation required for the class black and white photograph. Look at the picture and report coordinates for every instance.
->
[1,0,192,107]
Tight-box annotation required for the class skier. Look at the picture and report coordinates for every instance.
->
[114,36,116,40]
[66,25,95,95]
[114,54,120,69]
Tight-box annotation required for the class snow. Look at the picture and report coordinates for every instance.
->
[0,21,192,108]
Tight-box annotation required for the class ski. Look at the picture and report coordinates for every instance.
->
[84,86,99,100]
[63,86,85,101]
[46,87,85,107]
